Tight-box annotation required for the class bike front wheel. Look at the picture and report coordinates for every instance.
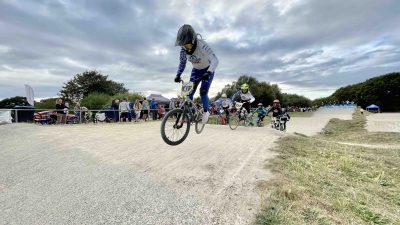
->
[244,116,253,127]
[228,113,239,130]
[160,108,190,145]
[280,122,286,131]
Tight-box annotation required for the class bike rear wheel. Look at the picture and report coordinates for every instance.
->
[195,112,205,134]
[228,113,239,130]
[160,108,190,145]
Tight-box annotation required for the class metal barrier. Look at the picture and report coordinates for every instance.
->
[0,108,165,124]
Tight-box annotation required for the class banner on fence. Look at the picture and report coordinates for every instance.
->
[0,110,12,124]
[25,84,34,106]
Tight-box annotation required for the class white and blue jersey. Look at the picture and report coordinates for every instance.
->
[231,90,255,103]
[215,98,233,109]
[176,38,219,113]
[177,39,219,76]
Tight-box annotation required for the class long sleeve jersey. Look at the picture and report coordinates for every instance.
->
[267,107,283,117]
[215,98,233,109]
[177,39,219,76]
[254,107,267,116]
[231,90,255,103]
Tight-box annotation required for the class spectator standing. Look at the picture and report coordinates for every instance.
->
[112,99,120,122]
[128,100,135,122]
[169,100,175,111]
[150,98,158,120]
[141,98,149,122]
[158,105,165,119]
[64,102,70,123]
[133,100,142,122]
[55,98,66,124]
[74,102,82,123]
[119,98,130,122]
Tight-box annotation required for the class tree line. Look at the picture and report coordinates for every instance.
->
[213,75,311,108]
[312,72,400,111]
[1,70,325,110]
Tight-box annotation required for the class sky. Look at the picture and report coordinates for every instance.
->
[1,0,400,101]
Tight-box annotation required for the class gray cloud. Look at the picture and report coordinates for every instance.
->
[1,0,400,102]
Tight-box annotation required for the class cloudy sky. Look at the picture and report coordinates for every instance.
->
[1,0,399,101]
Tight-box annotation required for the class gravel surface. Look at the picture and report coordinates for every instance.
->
[0,108,354,224]
[366,113,400,133]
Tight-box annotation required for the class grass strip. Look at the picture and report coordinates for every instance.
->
[256,110,400,225]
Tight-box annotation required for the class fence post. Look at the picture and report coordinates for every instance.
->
[15,109,18,123]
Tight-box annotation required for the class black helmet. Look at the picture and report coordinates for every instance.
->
[175,24,197,46]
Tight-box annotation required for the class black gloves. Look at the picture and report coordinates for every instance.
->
[174,76,181,83]
[202,71,212,81]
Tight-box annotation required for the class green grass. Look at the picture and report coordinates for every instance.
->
[287,111,314,117]
[256,110,400,225]
[321,110,400,144]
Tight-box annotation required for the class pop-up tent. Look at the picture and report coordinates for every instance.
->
[366,104,380,112]
[146,94,171,105]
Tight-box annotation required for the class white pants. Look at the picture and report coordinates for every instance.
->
[135,110,141,119]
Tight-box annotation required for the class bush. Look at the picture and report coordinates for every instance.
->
[35,98,59,109]
[111,92,145,103]
[81,92,112,110]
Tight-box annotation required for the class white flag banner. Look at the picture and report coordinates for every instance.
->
[25,84,34,106]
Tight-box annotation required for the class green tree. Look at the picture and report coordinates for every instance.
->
[111,92,145,103]
[0,96,29,108]
[35,98,59,109]
[329,72,400,111]
[281,93,311,107]
[214,75,284,107]
[81,92,112,110]
[59,70,127,102]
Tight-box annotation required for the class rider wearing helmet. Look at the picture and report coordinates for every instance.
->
[215,93,233,118]
[254,103,267,124]
[267,99,284,123]
[231,83,255,114]
[174,24,219,124]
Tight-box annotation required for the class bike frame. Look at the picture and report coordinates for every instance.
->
[172,80,204,127]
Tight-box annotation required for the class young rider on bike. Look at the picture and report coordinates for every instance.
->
[280,108,291,127]
[174,24,219,124]
[254,103,267,125]
[267,99,283,125]
[231,83,255,115]
[215,93,233,124]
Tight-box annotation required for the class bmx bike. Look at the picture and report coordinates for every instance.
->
[270,115,288,131]
[160,78,206,145]
[228,102,254,130]
[216,108,230,125]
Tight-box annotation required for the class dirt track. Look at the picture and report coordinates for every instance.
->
[0,108,354,225]
[366,113,400,133]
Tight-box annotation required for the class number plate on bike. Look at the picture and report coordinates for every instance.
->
[181,82,194,96]
[235,102,243,108]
